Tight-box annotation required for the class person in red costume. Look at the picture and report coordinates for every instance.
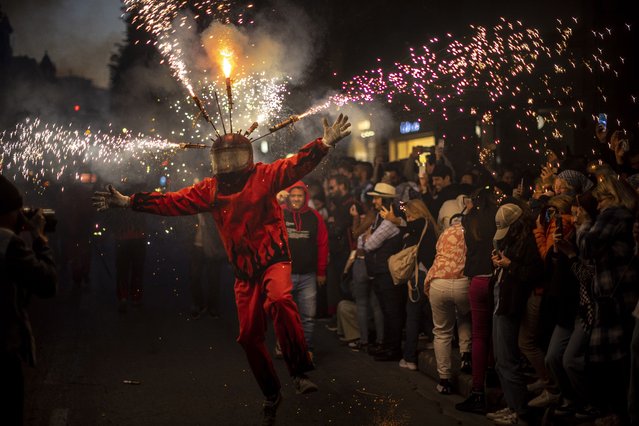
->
[92,114,350,424]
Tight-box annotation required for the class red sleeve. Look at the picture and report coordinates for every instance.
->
[264,138,329,194]
[314,210,329,277]
[130,178,216,216]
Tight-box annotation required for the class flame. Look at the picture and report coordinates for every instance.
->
[221,49,233,78]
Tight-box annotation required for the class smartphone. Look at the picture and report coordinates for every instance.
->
[555,214,563,238]
[418,152,429,165]
[598,113,607,131]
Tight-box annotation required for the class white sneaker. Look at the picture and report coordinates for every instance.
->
[493,412,520,425]
[526,378,547,394]
[486,407,513,420]
[398,358,417,371]
[528,389,561,408]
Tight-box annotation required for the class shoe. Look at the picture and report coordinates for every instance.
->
[554,399,576,416]
[262,392,282,426]
[274,342,283,359]
[367,343,385,356]
[399,359,418,371]
[528,389,561,408]
[118,299,128,313]
[487,407,513,420]
[436,379,452,395]
[374,350,402,362]
[348,340,367,351]
[493,411,520,425]
[526,378,547,394]
[292,374,318,394]
[575,405,602,420]
[460,352,472,374]
[455,391,486,414]
[325,323,338,332]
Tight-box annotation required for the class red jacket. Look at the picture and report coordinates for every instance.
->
[130,138,329,281]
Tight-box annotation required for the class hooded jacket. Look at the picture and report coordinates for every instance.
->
[282,182,328,277]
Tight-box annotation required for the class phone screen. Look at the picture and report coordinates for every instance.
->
[598,113,607,130]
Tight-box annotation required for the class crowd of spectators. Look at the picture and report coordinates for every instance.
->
[279,124,639,426]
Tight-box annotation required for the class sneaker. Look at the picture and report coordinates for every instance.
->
[528,389,561,408]
[455,391,486,414]
[292,374,318,394]
[436,379,452,395]
[348,340,367,351]
[554,399,576,416]
[575,405,602,420]
[325,323,338,332]
[526,378,547,394]
[262,392,282,426]
[460,352,472,374]
[399,359,418,371]
[494,411,519,425]
[487,407,513,420]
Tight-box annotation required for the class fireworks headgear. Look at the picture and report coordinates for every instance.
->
[210,133,254,175]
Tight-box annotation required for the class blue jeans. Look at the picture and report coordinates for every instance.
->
[403,271,432,363]
[561,320,590,405]
[291,273,317,349]
[352,259,383,344]
[493,313,527,413]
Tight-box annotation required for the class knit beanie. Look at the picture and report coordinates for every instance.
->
[0,174,23,215]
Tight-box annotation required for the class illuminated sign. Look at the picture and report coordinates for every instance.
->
[400,121,420,134]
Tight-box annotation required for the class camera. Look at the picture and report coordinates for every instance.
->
[21,208,57,233]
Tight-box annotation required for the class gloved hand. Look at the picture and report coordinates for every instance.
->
[321,113,351,147]
[92,184,131,211]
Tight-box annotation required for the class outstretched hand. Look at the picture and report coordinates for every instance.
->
[92,184,131,211]
[322,113,351,147]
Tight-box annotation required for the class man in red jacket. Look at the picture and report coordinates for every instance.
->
[92,114,350,423]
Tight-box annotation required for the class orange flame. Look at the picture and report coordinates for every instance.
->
[221,49,232,78]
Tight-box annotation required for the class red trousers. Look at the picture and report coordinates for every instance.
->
[234,262,314,397]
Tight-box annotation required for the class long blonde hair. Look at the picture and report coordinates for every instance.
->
[404,199,441,237]
[592,172,638,213]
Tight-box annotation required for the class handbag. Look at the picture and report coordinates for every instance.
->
[388,223,427,285]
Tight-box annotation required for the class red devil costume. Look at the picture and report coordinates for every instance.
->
[129,135,328,398]
[93,114,351,418]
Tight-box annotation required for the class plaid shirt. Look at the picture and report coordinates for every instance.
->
[578,206,639,363]
[360,214,400,251]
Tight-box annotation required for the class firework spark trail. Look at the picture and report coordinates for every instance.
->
[170,72,290,142]
[0,118,183,184]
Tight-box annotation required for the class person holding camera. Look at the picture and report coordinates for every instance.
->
[1,175,57,426]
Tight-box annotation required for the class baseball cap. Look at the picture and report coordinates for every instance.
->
[494,203,522,241]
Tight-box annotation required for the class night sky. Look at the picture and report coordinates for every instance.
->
[3,0,635,89]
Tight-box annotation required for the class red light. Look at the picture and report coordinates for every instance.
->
[74,105,80,112]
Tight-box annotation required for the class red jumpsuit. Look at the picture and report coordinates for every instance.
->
[129,138,329,397]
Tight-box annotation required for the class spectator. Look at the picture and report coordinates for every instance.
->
[398,199,438,371]
[423,164,461,219]
[456,187,498,414]
[0,175,57,425]
[578,172,638,423]
[488,203,542,425]
[325,174,358,320]
[361,183,404,361]
[349,196,384,352]
[281,181,329,355]
[424,199,470,395]
[189,210,227,319]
